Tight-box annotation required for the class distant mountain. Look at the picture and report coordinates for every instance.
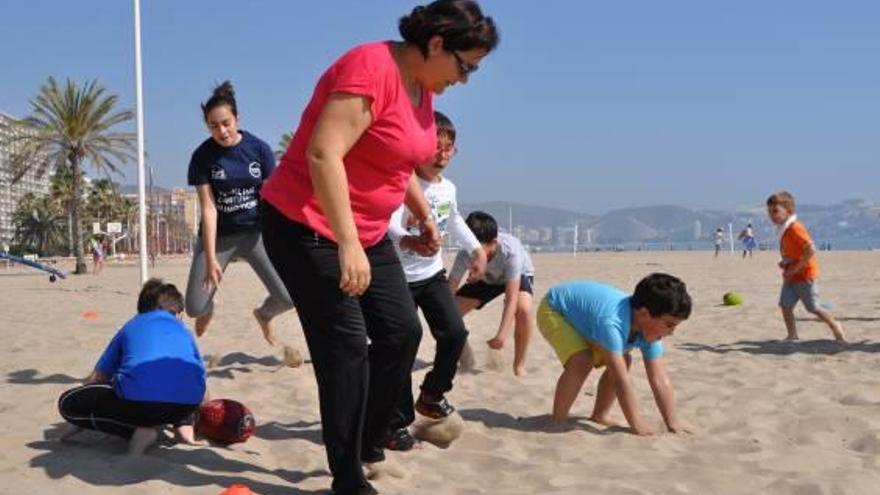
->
[458,201,597,230]
[460,199,880,246]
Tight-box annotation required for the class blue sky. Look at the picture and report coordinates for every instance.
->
[2,1,878,213]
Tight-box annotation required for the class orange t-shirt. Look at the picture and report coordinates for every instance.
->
[780,221,819,282]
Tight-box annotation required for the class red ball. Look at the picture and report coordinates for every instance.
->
[197,399,256,444]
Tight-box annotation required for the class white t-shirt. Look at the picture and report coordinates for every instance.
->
[388,176,481,283]
[450,232,535,286]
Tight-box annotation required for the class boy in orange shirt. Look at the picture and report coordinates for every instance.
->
[766,191,846,342]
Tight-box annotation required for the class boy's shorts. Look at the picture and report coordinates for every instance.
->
[537,297,604,368]
[456,275,534,310]
[779,281,821,312]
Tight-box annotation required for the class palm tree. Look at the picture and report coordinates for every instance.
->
[276,131,292,160]
[86,178,119,225]
[49,166,76,255]
[0,77,135,274]
[118,196,138,254]
[12,193,67,256]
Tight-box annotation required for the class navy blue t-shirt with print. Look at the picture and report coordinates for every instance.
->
[187,130,275,236]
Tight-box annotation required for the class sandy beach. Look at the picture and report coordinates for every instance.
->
[1,251,879,494]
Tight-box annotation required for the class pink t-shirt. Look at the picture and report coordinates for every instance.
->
[261,42,437,247]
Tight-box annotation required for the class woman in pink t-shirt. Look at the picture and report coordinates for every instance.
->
[261,1,498,493]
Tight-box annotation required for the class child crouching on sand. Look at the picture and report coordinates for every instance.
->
[537,273,691,435]
[56,279,207,455]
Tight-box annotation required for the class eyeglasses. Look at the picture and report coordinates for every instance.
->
[451,50,479,77]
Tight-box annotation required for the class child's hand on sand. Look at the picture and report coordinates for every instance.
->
[486,337,504,350]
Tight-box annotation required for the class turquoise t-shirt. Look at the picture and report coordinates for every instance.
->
[546,281,664,360]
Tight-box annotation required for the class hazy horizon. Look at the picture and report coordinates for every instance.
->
[2,1,879,213]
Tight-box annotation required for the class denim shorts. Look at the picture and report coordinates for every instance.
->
[779,281,820,312]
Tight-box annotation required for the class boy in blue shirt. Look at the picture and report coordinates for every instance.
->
[537,273,691,435]
[57,279,206,455]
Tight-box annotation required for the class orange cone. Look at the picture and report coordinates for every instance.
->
[81,310,99,320]
[219,484,253,495]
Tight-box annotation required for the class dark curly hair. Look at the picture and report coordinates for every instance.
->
[465,210,498,243]
[399,0,499,57]
[631,273,692,319]
[201,80,238,120]
[137,278,184,315]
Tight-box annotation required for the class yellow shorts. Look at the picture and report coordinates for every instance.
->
[537,297,604,368]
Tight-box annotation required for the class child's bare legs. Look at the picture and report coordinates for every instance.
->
[456,296,481,372]
[590,354,631,426]
[512,292,534,376]
[552,350,593,425]
[810,308,846,342]
[128,427,159,456]
[781,305,798,340]
[194,313,213,337]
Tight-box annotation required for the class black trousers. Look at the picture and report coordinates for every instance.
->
[262,203,421,495]
[389,270,468,432]
[58,384,197,439]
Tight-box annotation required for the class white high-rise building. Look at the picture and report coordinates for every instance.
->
[0,111,55,246]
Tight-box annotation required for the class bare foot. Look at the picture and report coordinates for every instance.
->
[830,322,847,342]
[486,337,504,350]
[513,364,527,377]
[174,425,205,446]
[195,313,213,338]
[589,415,625,428]
[128,427,159,456]
[667,422,696,434]
[253,309,278,346]
[57,423,83,442]
[783,334,799,341]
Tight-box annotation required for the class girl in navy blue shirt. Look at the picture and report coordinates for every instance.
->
[184,81,293,344]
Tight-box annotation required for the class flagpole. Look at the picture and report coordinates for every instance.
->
[133,0,148,284]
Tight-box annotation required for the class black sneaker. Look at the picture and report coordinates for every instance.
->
[415,393,455,419]
[384,427,417,451]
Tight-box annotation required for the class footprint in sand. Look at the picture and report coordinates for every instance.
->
[849,433,880,455]
[838,392,880,406]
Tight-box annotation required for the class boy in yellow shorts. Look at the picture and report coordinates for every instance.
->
[537,273,691,435]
